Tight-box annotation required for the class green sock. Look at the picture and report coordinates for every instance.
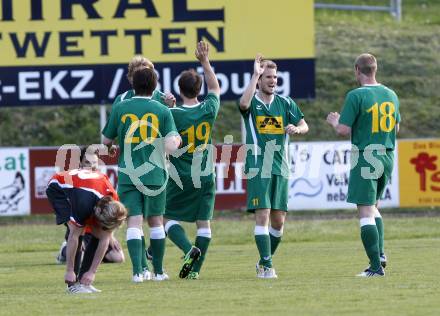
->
[269,227,282,255]
[127,239,142,275]
[150,238,165,274]
[255,233,272,268]
[192,236,211,273]
[360,224,380,271]
[150,226,166,275]
[141,235,149,270]
[375,217,385,255]
[167,223,192,255]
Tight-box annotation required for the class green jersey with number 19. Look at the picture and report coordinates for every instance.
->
[169,93,220,183]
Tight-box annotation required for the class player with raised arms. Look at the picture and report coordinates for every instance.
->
[161,41,221,280]
[239,54,309,278]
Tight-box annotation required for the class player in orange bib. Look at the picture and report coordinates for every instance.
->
[47,147,127,293]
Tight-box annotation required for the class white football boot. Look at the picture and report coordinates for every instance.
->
[66,283,93,294]
[263,267,278,279]
[256,263,265,278]
[132,273,144,283]
[356,266,385,277]
[152,272,169,281]
[82,284,102,293]
[143,269,152,281]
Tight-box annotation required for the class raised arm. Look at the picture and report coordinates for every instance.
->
[195,41,220,97]
[239,54,264,111]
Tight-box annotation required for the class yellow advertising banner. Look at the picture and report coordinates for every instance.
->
[398,139,440,207]
[0,0,314,66]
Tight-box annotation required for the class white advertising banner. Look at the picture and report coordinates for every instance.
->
[0,148,30,216]
[288,141,399,210]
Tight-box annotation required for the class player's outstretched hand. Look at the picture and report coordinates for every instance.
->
[326,112,340,128]
[195,41,209,63]
[285,124,301,135]
[254,54,265,76]
[80,271,95,286]
[162,92,176,108]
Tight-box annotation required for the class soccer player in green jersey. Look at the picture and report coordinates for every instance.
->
[109,56,175,277]
[102,68,181,282]
[113,55,176,107]
[326,53,400,277]
[162,41,221,280]
[239,54,309,278]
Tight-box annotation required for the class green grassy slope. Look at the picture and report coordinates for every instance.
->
[0,0,438,146]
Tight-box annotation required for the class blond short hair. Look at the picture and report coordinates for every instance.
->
[94,196,127,231]
[355,53,377,76]
[261,59,277,71]
[127,56,154,85]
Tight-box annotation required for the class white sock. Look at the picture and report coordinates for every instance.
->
[360,217,376,227]
[126,227,142,240]
[269,226,283,238]
[164,220,179,234]
[254,225,269,235]
[150,226,166,239]
[197,228,212,238]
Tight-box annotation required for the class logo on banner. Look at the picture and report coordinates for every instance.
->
[0,149,30,216]
[290,178,323,198]
[399,140,440,206]
[0,172,25,213]
[410,152,440,192]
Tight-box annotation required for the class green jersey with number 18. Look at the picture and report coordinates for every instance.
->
[339,84,400,150]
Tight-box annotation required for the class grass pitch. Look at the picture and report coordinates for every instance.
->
[0,215,439,316]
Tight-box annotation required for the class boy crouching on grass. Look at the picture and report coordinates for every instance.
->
[46,149,127,293]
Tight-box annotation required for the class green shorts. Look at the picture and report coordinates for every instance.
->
[246,173,288,212]
[118,184,166,218]
[164,178,215,222]
[347,149,394,205]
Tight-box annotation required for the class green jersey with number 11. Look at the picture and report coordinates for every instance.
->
[239,94,304,177]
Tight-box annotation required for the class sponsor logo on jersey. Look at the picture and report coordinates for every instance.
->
[256,116,284,134]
